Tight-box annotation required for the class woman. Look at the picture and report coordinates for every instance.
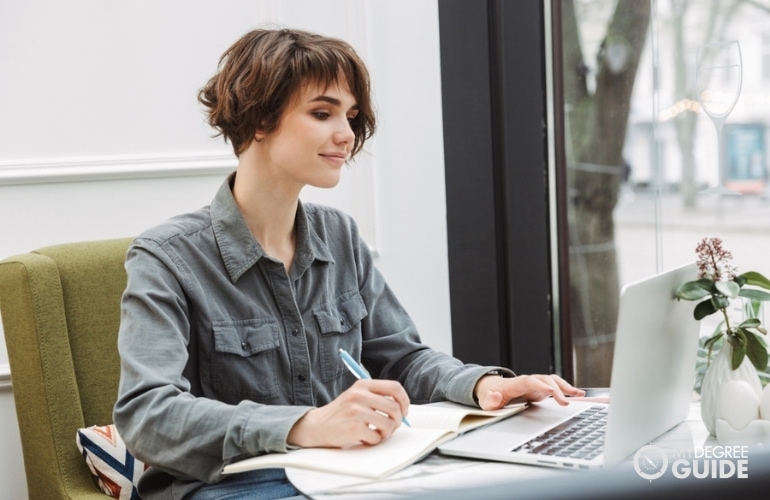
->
[114,27,583,500]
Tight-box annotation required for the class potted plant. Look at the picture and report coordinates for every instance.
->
[675,237,770,435]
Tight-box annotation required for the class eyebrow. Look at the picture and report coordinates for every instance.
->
[309,95,359,110]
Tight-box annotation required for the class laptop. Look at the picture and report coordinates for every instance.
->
[438,262,700,469]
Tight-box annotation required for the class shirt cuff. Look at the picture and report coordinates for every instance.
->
[442,366,515,407]
[227,402,314,459]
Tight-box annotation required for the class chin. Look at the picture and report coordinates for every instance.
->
[312,175,343,190]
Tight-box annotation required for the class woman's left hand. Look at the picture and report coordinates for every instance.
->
[474,374,585,410]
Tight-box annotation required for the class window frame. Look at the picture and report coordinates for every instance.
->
[438,0,569,379]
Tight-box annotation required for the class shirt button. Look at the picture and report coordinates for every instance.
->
[302,251,312,261]
[241,341,249,350]
[298,374,307,382]
[292,328,299,337]
[339,318,345,326]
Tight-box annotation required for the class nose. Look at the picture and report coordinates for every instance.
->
[334,118,355,145]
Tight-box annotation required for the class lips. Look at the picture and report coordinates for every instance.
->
[320,152,348,160]
[319,152,348,166]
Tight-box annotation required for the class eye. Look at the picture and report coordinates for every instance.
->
[312,111,330,120]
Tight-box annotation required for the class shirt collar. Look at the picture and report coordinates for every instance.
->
[210,172,334,283]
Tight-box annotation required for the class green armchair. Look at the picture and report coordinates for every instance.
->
[0,238,133,500]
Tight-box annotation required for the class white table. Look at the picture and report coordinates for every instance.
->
[287,401,713,499]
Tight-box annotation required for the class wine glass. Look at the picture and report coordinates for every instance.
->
[695,40,743,196]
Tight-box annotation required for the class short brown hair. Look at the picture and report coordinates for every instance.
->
[198,28,376,157]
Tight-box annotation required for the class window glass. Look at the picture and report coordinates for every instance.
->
[558,0,770,387]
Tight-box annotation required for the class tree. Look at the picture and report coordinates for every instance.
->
[561,0,651,386]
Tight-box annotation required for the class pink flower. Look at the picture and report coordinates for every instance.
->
[695,237,737,281]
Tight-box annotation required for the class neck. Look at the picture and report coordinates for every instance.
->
[232,149,300,270]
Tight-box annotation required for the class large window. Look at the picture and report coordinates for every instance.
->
[555,0,770,386]
[440,0,770,388]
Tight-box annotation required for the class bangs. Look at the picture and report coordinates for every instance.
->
[289,45,368,105]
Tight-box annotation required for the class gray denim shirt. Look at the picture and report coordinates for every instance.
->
[113,173,513,499]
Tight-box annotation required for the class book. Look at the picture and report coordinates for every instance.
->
[222,401,527,479]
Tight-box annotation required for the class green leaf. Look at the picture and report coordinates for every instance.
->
[735,275,747,287]
[715,280,740,298]
[740,271,770,291]
[739,317,762,328]
[675,281,712,301]
[711,295,730,310]
[704,332,723,348]
[745,332,769,371]
[750,330,768,347]
[694,299,718,320]
[731,342,747,370]
[738,288,770,302]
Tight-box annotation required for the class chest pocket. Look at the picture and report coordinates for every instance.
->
[313,291,368,382]
[210,318,281,402]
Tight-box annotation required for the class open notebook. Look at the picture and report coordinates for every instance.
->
[222,401,526,479]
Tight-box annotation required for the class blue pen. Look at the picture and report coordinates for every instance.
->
[338,348,411,427]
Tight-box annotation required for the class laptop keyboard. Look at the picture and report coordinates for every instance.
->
[511,405,607,461]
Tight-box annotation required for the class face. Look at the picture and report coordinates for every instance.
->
[256,78,358,193]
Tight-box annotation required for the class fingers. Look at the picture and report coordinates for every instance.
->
[547,374,586,404]
[524,374,585,405]
[537,375,568,405]
[554,374,586,397]
[361,379,411,420]
[286,378,411,449]
[360,409,400,445]
[474,374,586,409]
[336,380,409,444]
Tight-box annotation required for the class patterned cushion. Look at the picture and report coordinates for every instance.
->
[76,424,148,500]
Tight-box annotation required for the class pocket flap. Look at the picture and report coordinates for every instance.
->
[313,292,368,334]
[213,319,280,356]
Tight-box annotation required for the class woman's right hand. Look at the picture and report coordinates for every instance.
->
[287,379,410,448]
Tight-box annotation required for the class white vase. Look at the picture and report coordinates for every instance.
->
[700,340,763,436]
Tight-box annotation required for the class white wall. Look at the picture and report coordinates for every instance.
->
[0,1,449,498]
